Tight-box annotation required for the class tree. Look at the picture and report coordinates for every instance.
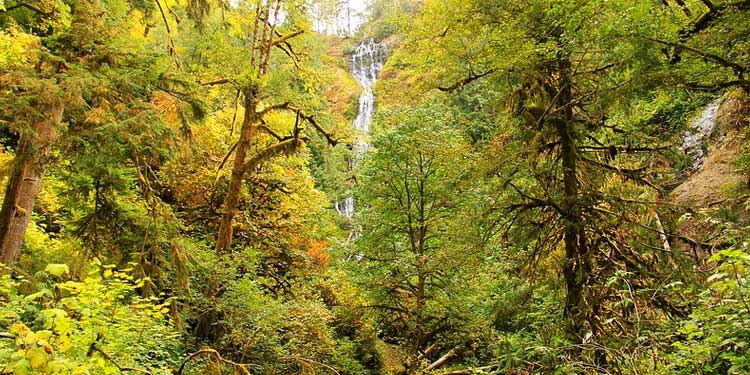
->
[355,103,481,370]
[197,0,339,254]
[400,0,698,365]
[0,0,172,265]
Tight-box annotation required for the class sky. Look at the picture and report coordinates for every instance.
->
[227,0,372,35]
[312,0,371,36]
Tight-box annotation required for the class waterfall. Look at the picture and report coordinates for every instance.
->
[680,98,720,170]
[336,39,388,219]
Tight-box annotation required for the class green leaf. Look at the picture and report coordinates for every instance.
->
[45,264,69,277]
[24,291,45,301]
[12,358,31,375]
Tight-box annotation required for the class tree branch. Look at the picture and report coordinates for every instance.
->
[271,30,304,47]
[643,36,746,75]
[154,0,181,69]
[92,344,152,375]
[258,101,291,117]
[176,348,251,375]
[242,136,308,174]
[297,111,338,146]
[580,157,661,191]
[685,79,750,91]
[200,78,232,86]
[436,365,499,375]
[437,69,496,92]
[1,3,52,16]
[215,142,238,180]
[426,348,457,371]
[258,121,284,141]
[282,356,340,375]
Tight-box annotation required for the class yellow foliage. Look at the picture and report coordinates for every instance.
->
[0,26,40,67]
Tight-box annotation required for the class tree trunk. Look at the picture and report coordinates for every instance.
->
[554,58,588,331]
[216,86,259,254]
[0,99,63,265]
[555,55,604,366]
[558,116,583,324]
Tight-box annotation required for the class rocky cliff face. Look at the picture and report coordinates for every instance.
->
[670,89,750,263]
[671,90,749,208]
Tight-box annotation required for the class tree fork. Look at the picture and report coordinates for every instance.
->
[215,85,259,254]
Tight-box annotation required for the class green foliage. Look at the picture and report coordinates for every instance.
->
[183,247,382,375]
[0,262,183,374]
[2,0,750,373]
[354,100,491,363]
[661,248,750,375]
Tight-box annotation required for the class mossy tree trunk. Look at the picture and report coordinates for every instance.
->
[0,99,63,265]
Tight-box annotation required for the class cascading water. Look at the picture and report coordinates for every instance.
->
[680,98,720,170]
[336,39,387,219]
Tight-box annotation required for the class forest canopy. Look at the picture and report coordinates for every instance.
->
[0,0,749,374]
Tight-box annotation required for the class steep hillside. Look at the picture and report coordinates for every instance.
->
[672,90,750,208]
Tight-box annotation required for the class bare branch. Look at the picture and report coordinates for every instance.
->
[215,142,238,180]
[258,102,291,117]
[257,102,339,146]
[92,344,152,375]
[0,3,52,16]
[436,365,500,375]
[297,111,338,146]
[437,69,496,92]
[258,121,285,141]
[643,36,746,74]
[176,348,252,375]
[282,356,340,375]
[580,157,661,191]
[426,348,457,371]
[685,79,750,91]
[154,0,182,69]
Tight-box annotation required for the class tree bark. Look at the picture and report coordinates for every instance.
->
[0,98,63,265]
[555,58,589,333]
[215,85,259,254]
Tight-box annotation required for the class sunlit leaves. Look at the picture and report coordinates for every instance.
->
[0,263,182,374]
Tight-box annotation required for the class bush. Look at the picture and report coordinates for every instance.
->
[0,261,183,374]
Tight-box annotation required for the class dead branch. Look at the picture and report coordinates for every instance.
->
[92,343,152,375]
[417,343,438,361]
[216,142,238,179]
[297,111,338,146]
[580,157,660,191]
[426,348,457,371]
[175,348,251,375]
[434,365,499,375]
[154,0,181,69]
[200,78,232,86]
[282,356,340,374]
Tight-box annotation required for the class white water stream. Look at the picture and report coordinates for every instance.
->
[680,98,721,170]
[335,39,387,219]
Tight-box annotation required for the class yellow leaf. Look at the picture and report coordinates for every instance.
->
[26,347,47,369]
[45,264,69,277]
